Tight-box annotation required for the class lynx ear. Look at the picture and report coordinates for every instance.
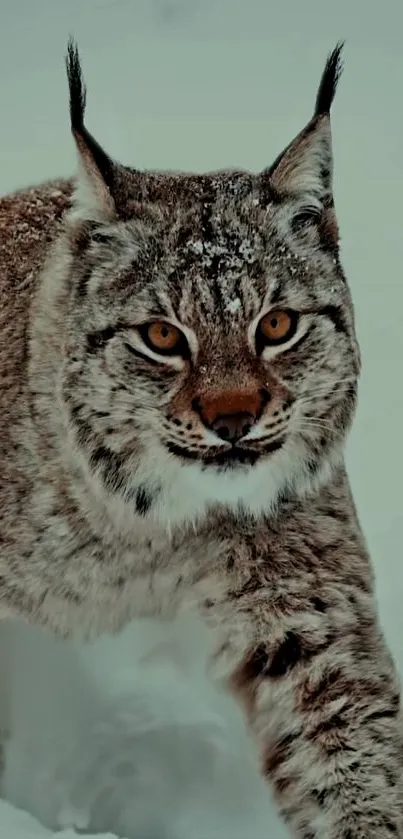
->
[66,39,122,222]
[267,44,344,205]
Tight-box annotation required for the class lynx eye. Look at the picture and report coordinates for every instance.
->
[257,309,298,349]
[140,321,187,356]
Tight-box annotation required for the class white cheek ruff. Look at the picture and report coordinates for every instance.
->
[137,438,310,528]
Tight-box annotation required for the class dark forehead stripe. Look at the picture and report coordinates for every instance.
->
[171,176,266,314]
[199,180,220,282]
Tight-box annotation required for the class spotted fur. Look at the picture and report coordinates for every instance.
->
[0,42,402,837]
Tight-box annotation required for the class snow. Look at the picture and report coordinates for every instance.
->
[1,0,402,835]
[226,297,242,314]
[0,800,115,838]
[0,619,287,838]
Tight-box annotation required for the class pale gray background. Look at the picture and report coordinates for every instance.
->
[1,0,402,670]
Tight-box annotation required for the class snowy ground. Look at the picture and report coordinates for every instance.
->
[0,618,287,838]
[0,0,402,836]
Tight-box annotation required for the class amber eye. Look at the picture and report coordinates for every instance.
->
[257,309,298,349]
[140,321,187,356]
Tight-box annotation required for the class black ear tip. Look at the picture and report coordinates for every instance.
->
[65,36,86,133]
[314,41,345,117]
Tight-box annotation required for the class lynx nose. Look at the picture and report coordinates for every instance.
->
[210,412,256,443]
[194,388,269,444]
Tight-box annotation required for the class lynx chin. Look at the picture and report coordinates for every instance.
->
[0,40,402,838]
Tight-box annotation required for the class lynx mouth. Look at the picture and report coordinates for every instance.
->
[166,439,284,469]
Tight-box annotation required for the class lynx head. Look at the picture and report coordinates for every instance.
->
[61,40,360,528]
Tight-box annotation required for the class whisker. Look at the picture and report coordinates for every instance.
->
[298,420,335,432]
[297,390,356,407]
[291,376,357,400]
[297,387,356,401]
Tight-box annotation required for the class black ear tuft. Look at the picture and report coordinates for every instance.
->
[314,42,344,117]
[64,38,119,219]
[66,37,87,135]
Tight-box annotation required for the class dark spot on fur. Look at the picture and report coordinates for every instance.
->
[90,445,113,467]
[70,403,85,418]
[203,598,215,609]
[89,446,126,492]
[318,305,346,334]
[311,596,328,613]
[308,712,348,742]
[72,415,93,446]
[260,387,271,407]
[75,266,92,299]
[265,730,301,775]
[273,774,295,796]
[268,632,303,677]
[364,705,399,724]
[91,230,115,246]
[306,457,319,475]
[301,667,344,712]
[257,175,282,207]
[87,326,117,352]
[383,819,399,833]
[241,644,269,681]
[282,395,294,412]
[259,438,285,456]
[173,575,183,590]
[268,630,334,679]
[311,787,330,807]
[134,486,154,516]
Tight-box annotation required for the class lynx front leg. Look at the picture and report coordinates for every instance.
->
[232,607,403,838]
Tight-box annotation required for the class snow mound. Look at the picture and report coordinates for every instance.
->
[0,617,287,838]
[0,798,117,838]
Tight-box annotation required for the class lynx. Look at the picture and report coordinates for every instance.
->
[0,40,402,837]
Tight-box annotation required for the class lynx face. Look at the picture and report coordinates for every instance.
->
[60,43,360,525]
